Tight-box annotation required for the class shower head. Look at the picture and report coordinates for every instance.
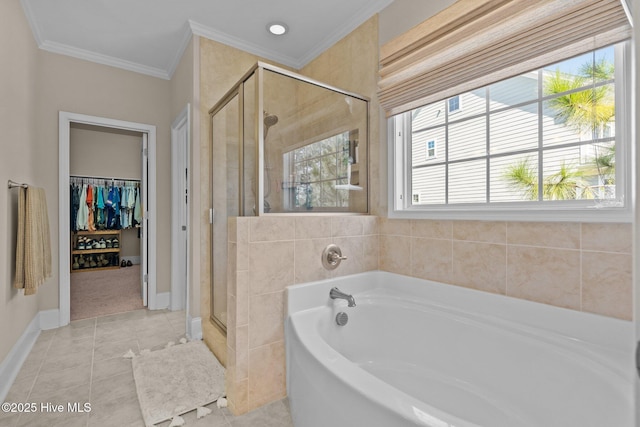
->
[264,114,279,128]
[263,112,279,140]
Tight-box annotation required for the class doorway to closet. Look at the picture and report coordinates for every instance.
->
[69,124,145,321]
[59,112,157,327]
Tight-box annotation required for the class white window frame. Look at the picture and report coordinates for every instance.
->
[388,42,632,223]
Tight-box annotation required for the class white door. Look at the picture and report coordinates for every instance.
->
[171,106,189,311]
[141,133,149,306]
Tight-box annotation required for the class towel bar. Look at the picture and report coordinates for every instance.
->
[8,180,28,189]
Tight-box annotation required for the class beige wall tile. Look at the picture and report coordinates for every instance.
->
[294,238,332,283]
[411,220,452,239]
[379,235,411,274]
[362,234,379,271]
[582,251,632,320]
[507,222,580,249]
[236,271,249,327]
[581,223,632,254]
[228,217,237,243]
[332,216,364,236]
[331,236,365,277]
[295,217,331,239]
[236,325,249,380]
[248,341,286,411]
[452,241,506,294]
[249,292,284,348]
[362,215,379,235]
[249,217,295,242]
[410,237,452,283]
[379,217,411,236]
[227,242,237,295]
[453,221,506,243]
[507,246,580,310]
[248,241,294,295]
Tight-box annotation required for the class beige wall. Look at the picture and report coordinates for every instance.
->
[35,50,172,310]
[0,0,42,363]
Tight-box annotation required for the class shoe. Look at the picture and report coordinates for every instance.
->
[89,256,97,268]
[106,239,113,248]
[72,257,79,270]
[99,238,106,249]
[78,255,85,266]
[77,237,85,250]
[92,240,101,250]
[126,260,133,267]
[112,238,119,248]
[121,259,127,267]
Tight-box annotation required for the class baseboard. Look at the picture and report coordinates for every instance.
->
[39,309,60,330]
[155,292,171,310]
[0,313,40,402]
[187,315,202,340]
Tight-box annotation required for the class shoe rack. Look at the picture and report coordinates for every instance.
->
[71,230,121,272]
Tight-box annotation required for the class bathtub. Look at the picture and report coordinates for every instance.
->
[285,271,633,427]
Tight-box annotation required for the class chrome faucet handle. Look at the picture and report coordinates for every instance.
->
[322,244,346,270]
[329,251,347,262]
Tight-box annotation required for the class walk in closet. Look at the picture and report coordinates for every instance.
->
[69,123,146,320]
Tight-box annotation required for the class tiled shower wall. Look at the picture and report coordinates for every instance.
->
[225,216,631,414]
[225,215,378,414]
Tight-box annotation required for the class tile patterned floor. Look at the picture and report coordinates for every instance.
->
[0,309,293,427]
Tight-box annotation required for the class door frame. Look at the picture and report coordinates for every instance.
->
[171,104,190,313]
[58,111,158,326]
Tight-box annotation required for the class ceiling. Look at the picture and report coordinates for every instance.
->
[21,0,393,80]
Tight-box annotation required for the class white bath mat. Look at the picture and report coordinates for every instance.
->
[132,340,225,426]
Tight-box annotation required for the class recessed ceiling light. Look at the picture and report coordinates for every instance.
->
[268,23,288,36]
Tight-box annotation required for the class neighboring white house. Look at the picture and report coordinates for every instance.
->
[410,60,616,205]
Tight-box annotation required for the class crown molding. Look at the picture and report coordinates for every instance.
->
[40,40,171,80]
[166,21,195,78]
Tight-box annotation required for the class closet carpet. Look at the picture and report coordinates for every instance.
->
[71,265,144,321]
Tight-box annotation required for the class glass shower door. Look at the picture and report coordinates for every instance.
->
[210,92,240,331]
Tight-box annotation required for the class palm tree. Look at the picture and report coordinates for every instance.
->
[504,158,589,201]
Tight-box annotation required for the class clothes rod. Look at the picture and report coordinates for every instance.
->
[70,175,141,182]
[7,180,28,189]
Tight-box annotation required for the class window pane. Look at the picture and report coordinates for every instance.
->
[412,164,445,205]
[413,127,445,166]
[542,51,593,92]
[542,146,586,201]
[490,103,538,154]
[449,160,486,204]
[449,117,486,161]
[449,88,486,121]
[490,153,539,202]
[490,72,538,110]
[412,101,446,130]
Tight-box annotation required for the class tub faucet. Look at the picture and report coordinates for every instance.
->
[330,287,356,307]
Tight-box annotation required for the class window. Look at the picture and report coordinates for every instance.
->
[283,131,353,210]
[426,140,437,159]
[391,43,630,220]
[447,96,461,114]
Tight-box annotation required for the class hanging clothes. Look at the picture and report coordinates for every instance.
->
[87,184,96,232]
[76,184,88,230]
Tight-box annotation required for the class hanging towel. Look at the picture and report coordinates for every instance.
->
[14,187,52,295]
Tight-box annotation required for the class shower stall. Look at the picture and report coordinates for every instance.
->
[208,62,369,331]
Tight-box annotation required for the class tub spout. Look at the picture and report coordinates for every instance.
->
[330,287,356,307]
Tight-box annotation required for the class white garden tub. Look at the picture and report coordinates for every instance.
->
[285,271,633,427]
